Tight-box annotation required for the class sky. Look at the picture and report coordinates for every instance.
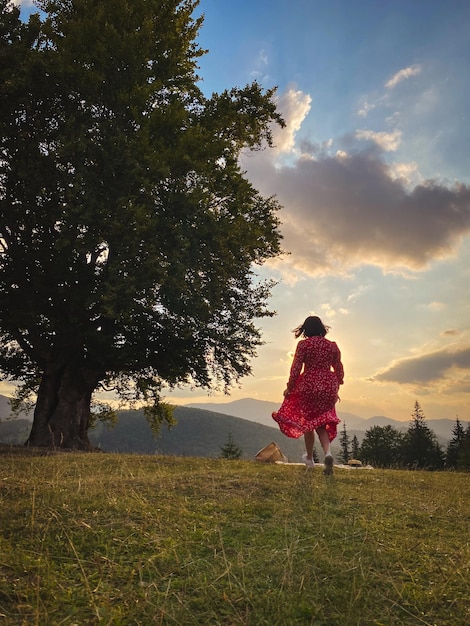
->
[10,0,470,422]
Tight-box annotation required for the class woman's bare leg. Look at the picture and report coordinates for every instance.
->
[304,431,315,459]
[317,426,334,475]
[302,431,315,467]
[316,426,331,456]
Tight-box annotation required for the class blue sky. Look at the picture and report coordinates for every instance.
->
[11,0,470,422]
[190,0,470,422]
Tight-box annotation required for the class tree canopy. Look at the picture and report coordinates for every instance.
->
[359,425,404,468]
[0,0,284,448]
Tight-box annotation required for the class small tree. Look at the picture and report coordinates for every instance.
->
[351,434,360,459]
[402,401,444,470]
[456,423,470,471]
[446,417,466,469]
[338,423,350,464]
[220,432,242,460]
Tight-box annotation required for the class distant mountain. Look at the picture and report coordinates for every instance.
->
[187,397,371,430]
[186,398,459,443]
[187,398,280,427]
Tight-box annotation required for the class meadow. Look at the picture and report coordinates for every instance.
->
[0,451,469,625]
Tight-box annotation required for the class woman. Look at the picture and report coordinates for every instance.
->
[272,315,344,474]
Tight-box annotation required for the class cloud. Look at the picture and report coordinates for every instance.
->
[441,329,460,337]
[444,375,470,395]
[271,88,312,154]
[388,161,421,186]
[356,65,423,120]
[250,49,270,82]
[346,285,371,303]
[357,100,376,118]
[11,0,35,6]
[320,303,336,319]
[371,344,470,386]
[243,86,470,276]
[355,129,402,151]
[257,49,268,67]
[385,65,422,89]
[247,147,470,275]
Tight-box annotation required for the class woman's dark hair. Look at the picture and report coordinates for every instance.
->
[294,315,329,338]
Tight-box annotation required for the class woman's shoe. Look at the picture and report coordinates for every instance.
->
[302,453,315,468]
[323,454,334,475]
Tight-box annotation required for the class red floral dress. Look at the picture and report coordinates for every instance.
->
[272,336,344,441]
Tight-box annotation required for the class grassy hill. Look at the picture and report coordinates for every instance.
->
[1,404,307,460]
[0,451,468,625]
[89,406,309,461]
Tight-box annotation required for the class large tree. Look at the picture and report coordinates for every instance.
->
[359,425,404,468]
[0,0,284,449]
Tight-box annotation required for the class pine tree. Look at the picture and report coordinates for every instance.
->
[351,434,360,459]
[339,423,350,464]
[219,432,242,460]
[446,417,466,469]
[402,401,444,470]
[456,423,470,471]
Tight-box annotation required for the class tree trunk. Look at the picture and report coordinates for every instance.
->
[26,363,102,450]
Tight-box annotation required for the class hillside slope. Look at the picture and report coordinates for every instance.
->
[89,406,308,460]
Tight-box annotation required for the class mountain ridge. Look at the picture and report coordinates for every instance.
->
[186,397,459,442]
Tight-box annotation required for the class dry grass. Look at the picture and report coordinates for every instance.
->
[0,452,469,625]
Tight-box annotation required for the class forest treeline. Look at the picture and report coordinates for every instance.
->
[338,401,470,470]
